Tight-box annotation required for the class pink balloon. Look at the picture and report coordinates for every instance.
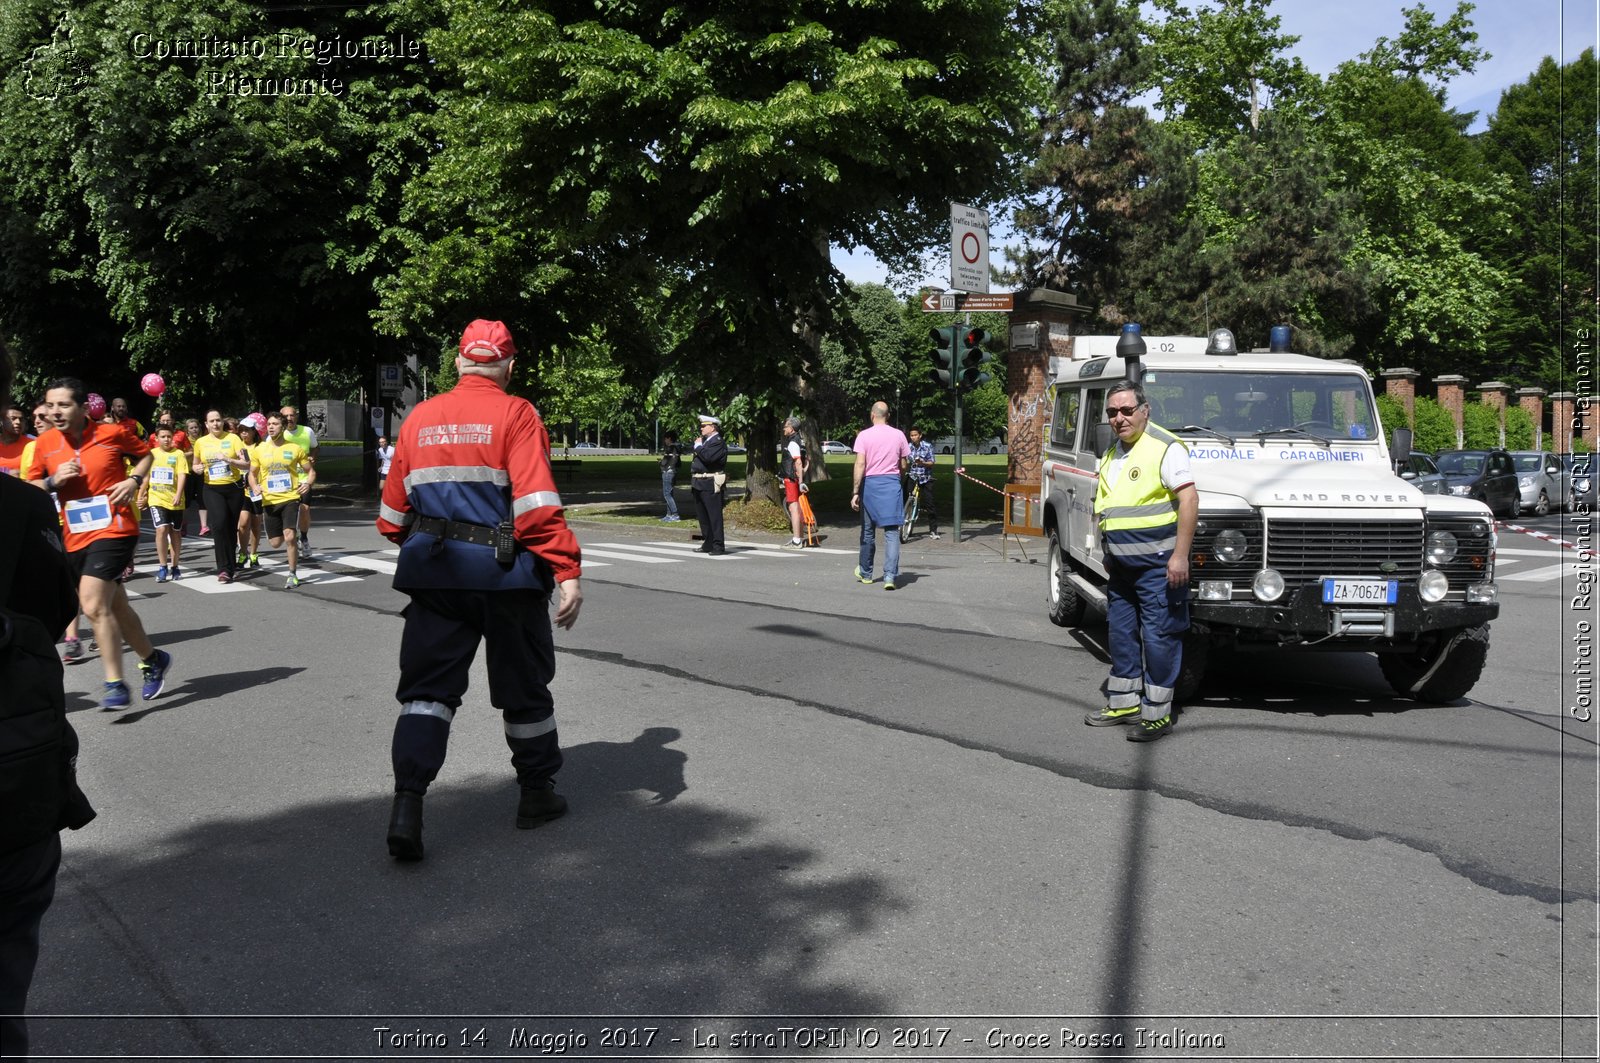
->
[86,393,106,419]
[141,372,165,397]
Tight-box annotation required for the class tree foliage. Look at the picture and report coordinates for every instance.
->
[1411,396,1458,454]
[1460,402,1500,449]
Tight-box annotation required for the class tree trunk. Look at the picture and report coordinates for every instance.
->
[745,420,780,504]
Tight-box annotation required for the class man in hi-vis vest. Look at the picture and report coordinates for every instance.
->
[1085,380,1198,742]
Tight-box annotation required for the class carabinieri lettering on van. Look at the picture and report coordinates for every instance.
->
[1189,448,1257,460]
[1278,449,1370,462]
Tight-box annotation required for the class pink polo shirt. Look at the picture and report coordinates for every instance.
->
[854,422,910,477]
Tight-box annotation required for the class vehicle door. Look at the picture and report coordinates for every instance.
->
[1544,453,1568,507]
[1487,452,1517,512]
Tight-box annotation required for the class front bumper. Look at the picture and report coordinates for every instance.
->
[1191,585,1498,645]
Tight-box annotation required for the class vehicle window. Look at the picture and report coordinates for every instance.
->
[1409,454,1438,475]
[1547,458,1561,473]
[1083,389,1107,444]
[1437,453,1483,475]
[1491,454,1512,475]
[1513,454,1542,472]
[1139,370,1378,438]
[1050,388,1081,448]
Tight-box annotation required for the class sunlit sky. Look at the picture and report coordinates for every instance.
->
[832,0,1598,290]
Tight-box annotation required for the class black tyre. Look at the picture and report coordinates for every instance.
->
[900,492,917,543]
[1508,493,1522,519]
[1047,527,1087,627]
[1378,624,1491,703]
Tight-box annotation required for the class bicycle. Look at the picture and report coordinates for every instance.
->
[900,479,925,543]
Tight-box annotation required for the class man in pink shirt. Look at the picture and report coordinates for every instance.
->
[849,401,911,589]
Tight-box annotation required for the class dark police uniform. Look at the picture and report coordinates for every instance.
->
[691,416,728,554]
[375,320,582,859]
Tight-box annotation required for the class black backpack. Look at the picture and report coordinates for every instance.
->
[0,483,95,854]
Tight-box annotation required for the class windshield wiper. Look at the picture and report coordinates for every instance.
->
[1255,423,1331,448]
[1177,424,1237,446]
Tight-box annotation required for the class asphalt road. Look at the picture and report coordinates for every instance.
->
[23,503,1598,1062]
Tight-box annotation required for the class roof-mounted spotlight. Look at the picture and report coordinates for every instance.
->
[1205,328,1237,356]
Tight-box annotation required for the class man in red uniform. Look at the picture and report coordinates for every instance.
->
[25,378,173,710]
[375,319,583,861]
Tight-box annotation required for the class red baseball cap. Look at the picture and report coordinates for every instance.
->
[459,319,518,363]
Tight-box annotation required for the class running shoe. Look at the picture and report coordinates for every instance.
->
[102,681,131,711]
[285,574,301,589]
[928,532,942,540]
[156,565,170,583]
[783,539,804,550]
[62,637,83,663]
[248,553,260,568]
[853,565,873,584]
[218,571,232,584]
[884,579,896,591]
[139,649,172,701]
[170,566,182,580]
[237,547,249,566]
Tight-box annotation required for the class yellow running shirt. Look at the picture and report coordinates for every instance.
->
[251,439,311,505]
[193,433,246,485]
[146,446,189,509]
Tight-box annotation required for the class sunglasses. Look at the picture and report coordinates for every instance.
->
[1106,404,1144,418]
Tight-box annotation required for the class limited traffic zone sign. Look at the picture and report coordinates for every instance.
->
[950,202,989,293]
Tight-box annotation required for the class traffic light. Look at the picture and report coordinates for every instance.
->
[928,326,958,389]
[959,327,994,390]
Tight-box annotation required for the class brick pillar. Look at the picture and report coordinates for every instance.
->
[1007,288,1090,485]
[1551,393,1576,453]
[1478,381,1510,447]
[1435,375,1466,450]
[1379,367,1419,422]
[1516,387,1547,450]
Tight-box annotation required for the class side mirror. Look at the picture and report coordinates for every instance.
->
[1400,470,1417,480]
[1391,427,1413,473]
[1093,422,1114,454]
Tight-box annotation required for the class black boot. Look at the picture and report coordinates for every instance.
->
[516,783,568,830]
[387,791,425,861]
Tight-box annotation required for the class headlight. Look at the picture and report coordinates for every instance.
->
[1419,569,1449,602]
[1518,475,1533,489]
[1253,569,1285,602]
[1214,529,1248,562]
[1425,530,1458,565]
[1448,484,1471,496]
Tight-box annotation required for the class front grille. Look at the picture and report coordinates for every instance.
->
[1266,519,1423,586]
[1190,515,1264,585]
[1426,515,1497,596]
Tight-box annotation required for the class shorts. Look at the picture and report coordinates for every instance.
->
[67,536,137,583]
[243,495,264,516]
[264,499,301,539]
[783,478,801,504]
[150,506,185,529]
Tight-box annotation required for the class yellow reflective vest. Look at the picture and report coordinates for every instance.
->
[1094,423,1186,533]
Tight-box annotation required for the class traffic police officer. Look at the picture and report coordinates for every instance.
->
[375,319,584,861]
[1084,380,1197,742]
[690,414,728,555]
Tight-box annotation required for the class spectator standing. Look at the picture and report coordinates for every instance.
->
[905,426,940,541]
[375,319,583,862]
[658,431,681,523]
[1083,380,1198,742]
[780,416,809,549]
[849,401,910,590]
[376,436,394,492]
[690,415,728,554]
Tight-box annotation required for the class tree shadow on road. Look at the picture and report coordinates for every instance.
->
[31,728,900,1057]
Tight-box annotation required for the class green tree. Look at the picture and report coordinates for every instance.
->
[1502,406,1534,451]
[1411,396,1457,454]
[1461,403,1500,449]
[1360,2,1489,97]
[382,0,1038,504]
[1375,392,1407,449]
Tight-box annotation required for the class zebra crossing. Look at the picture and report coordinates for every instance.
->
[123,537,856,592]
[1493,546,1593,583]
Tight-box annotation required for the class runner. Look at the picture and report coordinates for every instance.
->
[192,410,250,582]
[236,417,264,569]
[254,412,316,588]
[25,377,172,709]
[0,401,28,475]
[280,406,319,557]
[183,417,206,534]
[138,425,190,582]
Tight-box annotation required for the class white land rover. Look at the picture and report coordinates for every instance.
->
[1042,325,1499,703]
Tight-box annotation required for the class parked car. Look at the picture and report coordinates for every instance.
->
[1565,454,1596,510]
[725,443,746,453]
[570,442,600,449]
[1434,449,1521,518]
[1510,451,1569,516]
[931,435,1006,455]
[1398,451,1447,495]
[821,440,853,454]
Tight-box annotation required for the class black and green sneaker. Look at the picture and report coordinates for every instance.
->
[1084,705,1141,727]
[1126,715,1174,742]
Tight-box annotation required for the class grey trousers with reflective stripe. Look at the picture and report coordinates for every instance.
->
[392,588,561,793]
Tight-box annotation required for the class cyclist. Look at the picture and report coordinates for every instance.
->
[905,426,940,541]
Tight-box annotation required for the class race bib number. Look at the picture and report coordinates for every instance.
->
[208,460,230,480]
[152,466,175,486]
[64,495,114,533]
[267,471,293,494]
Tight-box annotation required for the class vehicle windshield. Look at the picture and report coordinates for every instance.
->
[1436,452,1485,475]
[1139,370,1380,441]
[1512,454,1544,471]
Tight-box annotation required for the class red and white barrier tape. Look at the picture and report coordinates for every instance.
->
[953,466,1009,498]
[1496,521,1583,550]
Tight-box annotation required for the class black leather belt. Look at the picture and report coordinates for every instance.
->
[415,516,496,546]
